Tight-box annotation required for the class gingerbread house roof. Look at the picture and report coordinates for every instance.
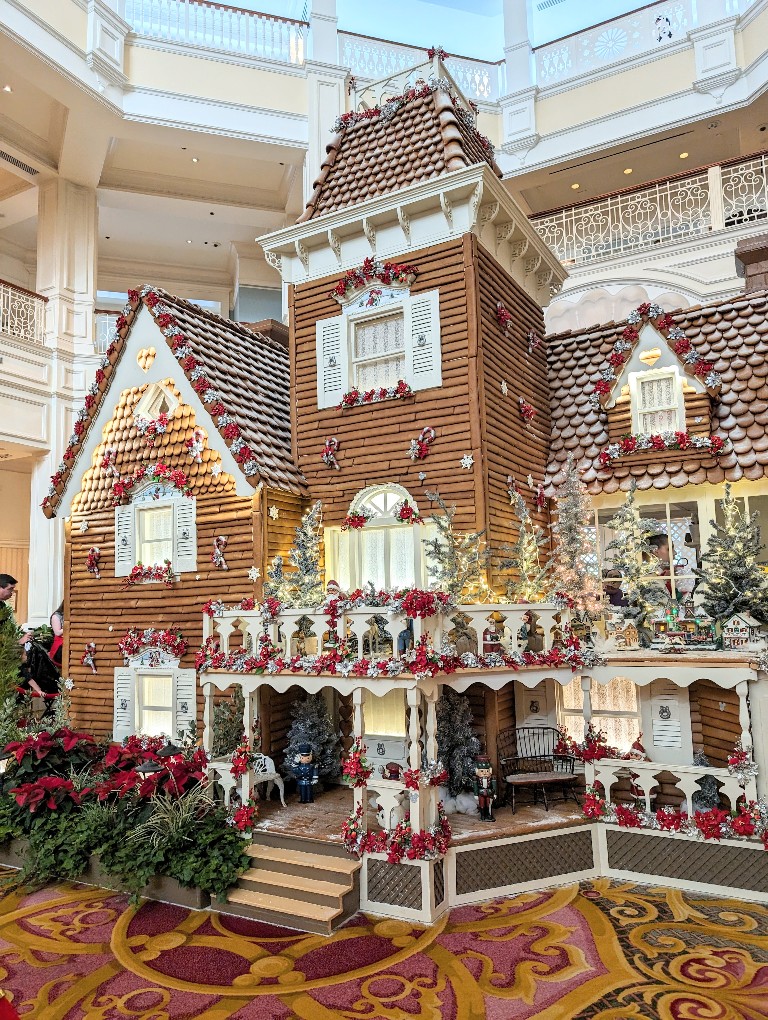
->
[297,83,502,223]
[545,289,768,495]
[42,287,305,517]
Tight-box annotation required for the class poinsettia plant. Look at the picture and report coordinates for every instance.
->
[392,498,423,524]
[229,798,258,833]
[121,560,176,589]
[342,739,373,788]
[341,507,376,531]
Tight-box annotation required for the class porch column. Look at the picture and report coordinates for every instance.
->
[407,687,426,830]
[353,686,365,813]
[581,675,593,737]
[736,680,751,749]
[422,686,440,828]
[500,0,538,155]
[242,684,260,802]
[202,682,215,754]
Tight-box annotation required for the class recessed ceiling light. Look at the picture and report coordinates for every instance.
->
[191,157,199,163]
[2,85,12,93]
[186,239,192,244]
[679,151,689,159]
[571,183,580,190]
[623,168,633,175]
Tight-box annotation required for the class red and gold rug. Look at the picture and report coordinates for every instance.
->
[0,878,767,1018]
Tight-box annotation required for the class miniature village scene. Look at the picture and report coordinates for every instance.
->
[3,47,768,936]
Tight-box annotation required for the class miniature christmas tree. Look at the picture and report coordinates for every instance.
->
[436,687,480,796]
[694,483,768,624]
[605,483,669,634]
[264,500,324,608]
[281,692,341,783]
[499,491,551,602]
[549,455,603,618]
[423,491,491,599]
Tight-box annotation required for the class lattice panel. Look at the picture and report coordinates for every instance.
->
[606,831,768,893]
[433,859,445,906]
[455,831,594,896]
[367,859,422,909]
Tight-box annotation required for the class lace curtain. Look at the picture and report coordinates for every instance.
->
[138,506,173,565]
[639,374,678,433]
[353,313,405,390]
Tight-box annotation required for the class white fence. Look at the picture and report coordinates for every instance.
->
[531,154,768,265]
[339,32,504,104]
[124,0,307,64]
[0,280,46,345]
[588,757,757,810]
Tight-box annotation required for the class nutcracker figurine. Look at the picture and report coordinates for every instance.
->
[293,742,319,804]
[473,755,497,822]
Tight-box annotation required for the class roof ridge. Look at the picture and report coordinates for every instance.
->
[152,286,280,347]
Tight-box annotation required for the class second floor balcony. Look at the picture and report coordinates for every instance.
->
[530,151,768,267]
[0,279,46,346]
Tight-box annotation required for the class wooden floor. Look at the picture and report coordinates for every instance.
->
[251,783,586,846]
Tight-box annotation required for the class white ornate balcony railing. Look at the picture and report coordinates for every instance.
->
[339,32,504,104]
[94,311,119,355]
[0,279,46,345]
[203,602,567,663]
[534,0,694,89]
[123,0,307,65]
[587,757,757,811]
[531,153,768,266]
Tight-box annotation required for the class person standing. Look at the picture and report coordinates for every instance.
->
[49,603,64,669]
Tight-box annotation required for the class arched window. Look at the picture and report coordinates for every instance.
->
[325,484,436,591]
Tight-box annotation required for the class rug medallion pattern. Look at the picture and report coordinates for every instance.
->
[0,878,766,1018]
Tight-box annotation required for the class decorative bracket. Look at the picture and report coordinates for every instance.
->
[294,239,309,272]
[396,206,411,242]
[362,217,376,253]
[439,192,453,228]
[327,229,342,265]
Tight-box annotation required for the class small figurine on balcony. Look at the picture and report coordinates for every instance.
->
[293,743,319,804]
[473,755,497,822]
[482,611,506,655]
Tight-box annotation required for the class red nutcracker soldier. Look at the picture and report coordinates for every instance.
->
[473,755,498,822]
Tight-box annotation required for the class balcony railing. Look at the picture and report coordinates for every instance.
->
[94,310,119,355]
[530,152,768,266]
[588,756,757,810]
[0,279,46,345]
[339,32,504,104]
[123,0,307,65]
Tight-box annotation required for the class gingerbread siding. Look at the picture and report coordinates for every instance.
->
[290,237,485,533]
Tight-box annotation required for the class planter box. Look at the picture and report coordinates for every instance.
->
[81,857,210,909]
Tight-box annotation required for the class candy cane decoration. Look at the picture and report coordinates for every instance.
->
[211,535,228,570]
[81,642,97,674]
[408,426,436,461]
[321,437,341,470]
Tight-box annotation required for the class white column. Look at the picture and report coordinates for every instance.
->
[353,686,365,813]
[500,0,538,155]
[27,456,66,627]
[309,0,338,63]
[581,675,593,738]
[736,680,752,748]
[746,674,768,801]
[202,682,215,753]
[305,1,346,203]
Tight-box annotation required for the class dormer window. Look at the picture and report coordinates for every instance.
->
[316,288,441,409]
[630,367,684,434]
[134,383,178,423]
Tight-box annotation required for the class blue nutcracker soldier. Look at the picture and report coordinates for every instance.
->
[293,742,319,803]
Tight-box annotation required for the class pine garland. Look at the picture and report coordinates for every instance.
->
[549,455,603,617]
[423,491,491,599]
[263,500,324,608]
[694,483,768,624]
[0,603,22,705]
[500,491,551,602]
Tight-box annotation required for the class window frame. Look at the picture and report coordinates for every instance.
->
[628,365,685,435]
[134,382,178,422]
[136,502,175,567]
[114,491,197,577]
[347,304,407,392]
[558,676,642,755]
[136,670,174,737]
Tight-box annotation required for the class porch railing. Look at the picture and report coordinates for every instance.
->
[531,152,768,266]
[0,279,46,345]
[587,757,756,810]
[203,601,567,663]
[94,310,119,355]
[339,32,504,104]
[123,0,307,65]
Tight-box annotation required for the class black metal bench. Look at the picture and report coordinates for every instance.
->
[497,725,579,814]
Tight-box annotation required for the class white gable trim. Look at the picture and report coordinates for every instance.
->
[56,304,256,516]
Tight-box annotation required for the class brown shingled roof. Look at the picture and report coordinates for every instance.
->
[545,289,768,495]
[298,85,502,223]
[43,287,305,517]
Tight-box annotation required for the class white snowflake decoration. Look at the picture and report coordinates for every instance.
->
[268,505,280,520]
[78,520,89,533]
[210,463,222,477]
[64,678,75,690]
[460,454,474,470]
[418,471,427,482]
[247,566,261,581]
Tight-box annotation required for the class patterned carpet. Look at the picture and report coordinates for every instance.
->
[0,878,767,1019]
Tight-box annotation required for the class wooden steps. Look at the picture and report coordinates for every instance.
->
[220,832,361,936]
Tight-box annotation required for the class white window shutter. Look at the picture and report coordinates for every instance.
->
[173,497,197,574]
[114,504,135,577]
[316,315,347,408]
[405,290,441,391]
[173,669,197,738]
[650,680,682,749]
[113,668,136,741]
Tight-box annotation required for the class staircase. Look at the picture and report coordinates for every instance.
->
[222,830,361,935]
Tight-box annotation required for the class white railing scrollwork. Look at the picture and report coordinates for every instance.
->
[124,0,307,65]
[0,279,46,345]
[587,757,757,812]
[94,311,119,355]
[531,152,768,266]
[534,1,693,89]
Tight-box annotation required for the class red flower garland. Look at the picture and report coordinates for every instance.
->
[330,257,418,301]
[518,397,536,425]
[339,379,413,409]
[118,627,187,663]
[121,560,175,590]
[110,462,191,506]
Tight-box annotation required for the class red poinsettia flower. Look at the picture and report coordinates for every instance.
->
[594,379,611,395]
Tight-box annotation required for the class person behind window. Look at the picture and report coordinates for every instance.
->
[602,568,627,607]
[49,603,64,669]
[647,534,673,596]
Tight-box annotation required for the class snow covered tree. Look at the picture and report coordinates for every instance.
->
[263,500,324,608]
[605,484,669,631]
[423,491,491,599]
[549,455,603,617]
[694,483,768,624]
[436,687,480,796]
[281,692,341,783]
[499,491,550,602]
